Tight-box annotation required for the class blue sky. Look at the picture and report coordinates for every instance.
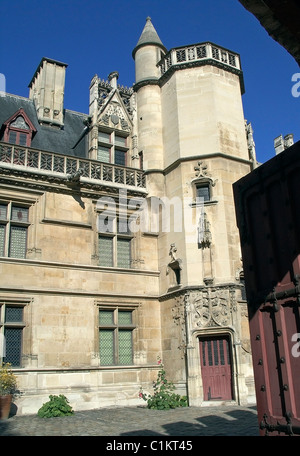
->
[0,0,298,163]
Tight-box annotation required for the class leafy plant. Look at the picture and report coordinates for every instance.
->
[0,363,17,396]
[139,358,188,410]
[37,394,74,418]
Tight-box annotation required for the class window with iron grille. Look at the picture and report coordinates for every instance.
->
[0,202,30,258]
[0,303,26,366]
[98,308,135,365]
[98,214,132,268]
[98,130,128,166]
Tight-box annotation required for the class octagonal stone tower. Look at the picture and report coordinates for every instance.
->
[133,17,256,406]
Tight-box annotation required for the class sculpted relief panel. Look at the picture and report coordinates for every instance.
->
[188,287,236,328]
[170,286,238,357]
[171,287,237,333]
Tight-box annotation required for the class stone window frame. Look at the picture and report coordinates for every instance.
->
[196,182,211,203]
[191,177,217,206]
[0,298,30,367]
[97,304,137,366]
[98,211,133,269]
[96,206,134,269]
[97,128,129,166]
[0,200,31,258]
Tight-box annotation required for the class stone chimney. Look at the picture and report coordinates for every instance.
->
[274,133,294,155]
[284,133,294,149]
[108,71,119,89]
[28,57,68,127]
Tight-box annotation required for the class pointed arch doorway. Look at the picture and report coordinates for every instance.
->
[199,335,233,401]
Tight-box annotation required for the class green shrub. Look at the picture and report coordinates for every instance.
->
[37,394,74,418]
[139,359,188,410]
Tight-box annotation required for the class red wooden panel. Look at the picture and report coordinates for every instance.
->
[199,336,232,401]
[234,140,300,436]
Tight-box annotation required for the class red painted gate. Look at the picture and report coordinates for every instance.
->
[234,141,300,436]
[199,336,233,401]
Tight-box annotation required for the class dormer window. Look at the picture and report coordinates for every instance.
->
[3,108,36,147]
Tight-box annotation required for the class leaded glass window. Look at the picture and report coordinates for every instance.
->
[19,133,27,147]
[5,306,23,322]
[97,145,110,163]
[0,225,5,256]
[114,136,126,147]
[196,185,210,202]
[118,310,132,325]
[98,308,135,366]
[99,329,114,365]
[98,130,128,166]
[1,303,26,367]
[3,110,35,147]
[7,125,29,146]
[98,214,132,268]
[0,204,7,220]
[98,131,111,143]
[8,131,17,144]
[115,149,126,166]
[117,238,131,268]
[118,330,132,364]
[0,203,29,258]
[99,236,113,267]
[4,328,22,366]
[11,206,29,222]
[9,226,27,258]
[99,310,114,325]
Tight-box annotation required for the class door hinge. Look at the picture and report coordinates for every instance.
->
[250,275,300,308]
[260,413,300,436]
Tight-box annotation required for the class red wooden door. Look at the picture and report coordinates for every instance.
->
[234,141,300,435]
[199,336,233,401]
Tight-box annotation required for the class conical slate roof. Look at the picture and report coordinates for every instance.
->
[132,17,167,57]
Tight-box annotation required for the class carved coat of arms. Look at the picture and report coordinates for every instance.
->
[189,288,233,327]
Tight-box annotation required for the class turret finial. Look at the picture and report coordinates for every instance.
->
[132,16,167,58]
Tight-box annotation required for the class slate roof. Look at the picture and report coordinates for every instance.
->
[132,17,167,57]
[0,93,88,158]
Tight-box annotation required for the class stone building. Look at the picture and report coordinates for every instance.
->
[0,18,256,414]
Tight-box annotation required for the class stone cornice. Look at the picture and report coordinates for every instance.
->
[0,256,159,276]
[143,152,253,178]
[159,59,245,94]
[10,364,161,374]
[133,78,160,92]
[0,168,147,199]
[133,59,244,94]
[159,282,242,302]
